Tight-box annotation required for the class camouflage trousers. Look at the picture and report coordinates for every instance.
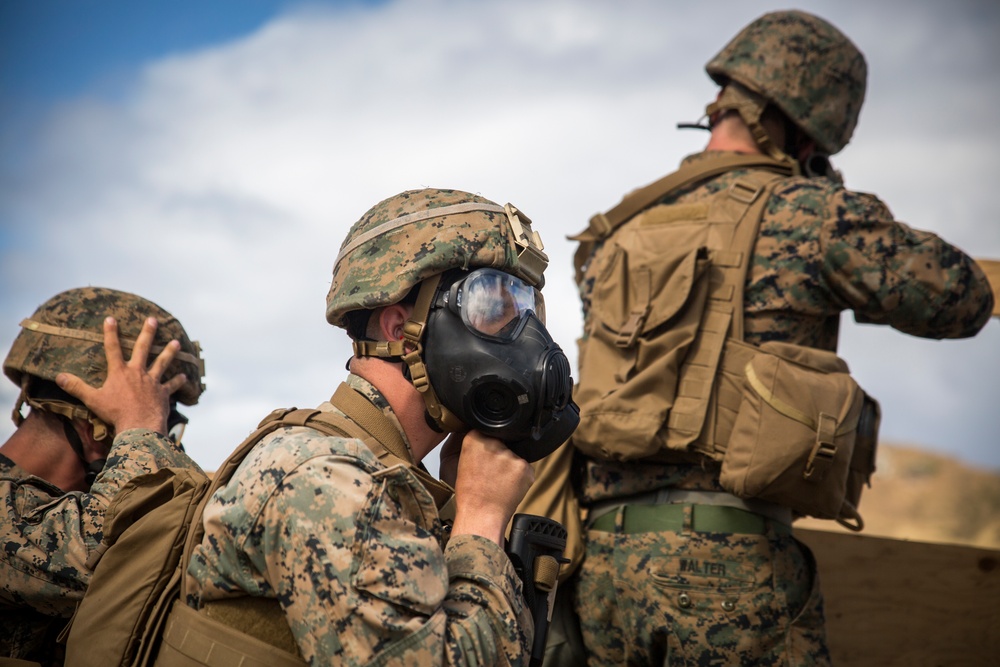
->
[574,504,831,666]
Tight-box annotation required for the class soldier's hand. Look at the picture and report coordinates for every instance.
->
[56,317,187,436]
[438,431,466,487]
[450,430,534,546]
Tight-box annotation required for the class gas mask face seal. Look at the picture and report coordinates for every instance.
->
[423,268,579,462]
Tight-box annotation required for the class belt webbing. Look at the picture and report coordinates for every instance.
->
[586,488,792,527]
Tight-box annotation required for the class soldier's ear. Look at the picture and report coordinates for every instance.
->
[376,304,414,342]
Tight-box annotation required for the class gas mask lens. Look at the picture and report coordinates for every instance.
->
[451,268,545,340]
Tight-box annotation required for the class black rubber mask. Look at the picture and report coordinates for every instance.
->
[423,269,579,462]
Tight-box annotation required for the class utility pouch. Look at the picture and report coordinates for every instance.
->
[839,392,880,530]
[572,215,712,461]
[719,342,867,525]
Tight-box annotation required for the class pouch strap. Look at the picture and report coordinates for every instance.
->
[615,268,651,348]
[804,413,839,482]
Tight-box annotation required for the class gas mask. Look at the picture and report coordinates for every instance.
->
[422,268,579,462]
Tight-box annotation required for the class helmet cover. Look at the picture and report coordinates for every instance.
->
[4,287,205,406]
[326,188,547,328]
[706,9,867,154]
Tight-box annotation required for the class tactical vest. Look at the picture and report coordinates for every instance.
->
[571,153,879,529]
[159,383,455,667]
[64,382,453,667]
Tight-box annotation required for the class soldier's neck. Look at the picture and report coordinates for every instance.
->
[705,114,765,154]
[0,411,88,491]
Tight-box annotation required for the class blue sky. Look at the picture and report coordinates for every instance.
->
[0,1,341,98]
[1,1,330,170]
[1,0,998,474]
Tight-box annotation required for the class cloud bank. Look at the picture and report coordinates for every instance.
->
[2,0,998,471]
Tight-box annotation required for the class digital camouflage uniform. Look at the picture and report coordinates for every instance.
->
[149,189,551,667]
[182,374,532,666]
[572,150,994,665]
[0,286,204,665]
[0,434,200,663]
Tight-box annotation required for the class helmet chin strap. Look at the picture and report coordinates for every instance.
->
[351,273,465,433]
[60,418,105,488]
[706,83,801,174]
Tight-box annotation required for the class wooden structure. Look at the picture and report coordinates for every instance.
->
[796,528,999,666]
[977,258,1000,317]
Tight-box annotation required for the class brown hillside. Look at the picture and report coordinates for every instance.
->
[796,443,1000,549]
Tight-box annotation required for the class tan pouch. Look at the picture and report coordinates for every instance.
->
[720,342,865,523]
[572,215,711,461]
[838,392,880,530]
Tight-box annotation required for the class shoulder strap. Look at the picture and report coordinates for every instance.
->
[326,383,412,464]
[712,171,788,341]
[578,153,795,243]
[319,384,456,516]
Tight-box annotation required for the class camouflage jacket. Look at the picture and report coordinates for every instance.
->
[185,374,531,667]
[577,150,995,502]
[0,431,199,662]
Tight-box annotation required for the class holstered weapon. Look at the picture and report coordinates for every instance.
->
[506,514,568,667]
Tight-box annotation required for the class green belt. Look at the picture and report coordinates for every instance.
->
[590,503,790,536]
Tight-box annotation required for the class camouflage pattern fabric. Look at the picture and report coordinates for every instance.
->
[4,286,204,407]
[572,150,994,664]
[0,431,200,663]
[575,508,829,666]
[326,188,545,328]
[183,374,532,666]
[705,10,867,155]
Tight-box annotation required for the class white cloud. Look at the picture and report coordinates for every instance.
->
[2,0,998,471]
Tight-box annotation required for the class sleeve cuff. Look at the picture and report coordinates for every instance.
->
[445,533,522,595]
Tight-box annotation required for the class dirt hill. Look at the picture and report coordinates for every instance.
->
[796,442,1000,549]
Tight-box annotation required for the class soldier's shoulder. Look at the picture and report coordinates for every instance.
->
[240,423,380,480]
[768,175,891,218]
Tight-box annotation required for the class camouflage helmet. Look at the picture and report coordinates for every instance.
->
[326,188,548,327]
[4,287,205,407]
[705,10,867,155]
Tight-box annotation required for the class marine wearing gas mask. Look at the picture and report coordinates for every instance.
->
[327,190,578,463]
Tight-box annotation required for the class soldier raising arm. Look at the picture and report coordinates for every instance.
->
[1,288,205,666]
[555,9,993,667]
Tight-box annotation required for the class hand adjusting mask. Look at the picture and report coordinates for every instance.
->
[423,268,579,462]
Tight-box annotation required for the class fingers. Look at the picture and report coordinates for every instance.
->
[148,339,180,379]
[56,372,93,404]
[130,317,159,367]
[450,432,535,545]
[161,373,188,397]
[102,317,126,371]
